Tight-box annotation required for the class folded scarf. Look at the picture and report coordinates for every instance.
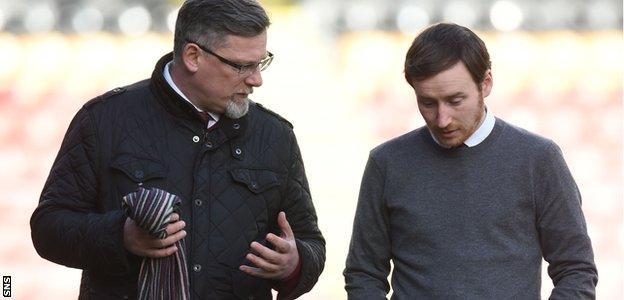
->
[122,187,190,300]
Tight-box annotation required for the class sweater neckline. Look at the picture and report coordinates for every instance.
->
[419,118,507,158]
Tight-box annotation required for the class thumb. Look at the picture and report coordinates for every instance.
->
[277,211,294,239]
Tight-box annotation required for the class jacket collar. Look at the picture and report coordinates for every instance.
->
[149,52,249,142]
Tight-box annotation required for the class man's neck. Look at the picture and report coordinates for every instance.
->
[168,61,201,109]
[462,106,495,147]
[165,61,221,123]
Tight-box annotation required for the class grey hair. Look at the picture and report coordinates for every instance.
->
[173,0,270,62]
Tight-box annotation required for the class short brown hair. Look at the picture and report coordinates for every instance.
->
[404,23,491,86]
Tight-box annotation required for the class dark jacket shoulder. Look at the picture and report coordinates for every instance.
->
[250,101,293,129]
[83,80,152,111]
[80,80,155,130]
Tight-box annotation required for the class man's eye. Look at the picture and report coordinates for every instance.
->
[450,98,463,105]
[241,63,258,72]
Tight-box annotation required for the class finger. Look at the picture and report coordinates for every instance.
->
[239,265,271,279]
[150,229,187,248]
[165,220,186,235]
[250,241,280,263]
[144,244,179,258]
[161,229,187,247]
[266,233,290,253]
[277,212,294,239]
[246,253,279,272]
[169,213,180,222]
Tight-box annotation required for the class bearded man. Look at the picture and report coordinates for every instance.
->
[344,23,597,299]
[31,1,325,299]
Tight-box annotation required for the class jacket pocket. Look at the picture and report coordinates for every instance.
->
[229,168,281,194]
[110,154,167,183]
[109,154,168,208]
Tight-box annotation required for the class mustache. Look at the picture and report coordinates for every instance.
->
[237,88,253,94]
[435,126,459,132]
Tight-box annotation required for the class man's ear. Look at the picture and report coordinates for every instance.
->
[481,69,493,98]
[181,43,202,73]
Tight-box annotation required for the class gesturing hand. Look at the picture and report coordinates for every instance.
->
[123,213,187,258]
[239,212,300,280]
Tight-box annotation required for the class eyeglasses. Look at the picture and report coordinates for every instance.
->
[186,39,274,76]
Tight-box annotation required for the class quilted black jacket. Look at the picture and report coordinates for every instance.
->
[31,53,325,300]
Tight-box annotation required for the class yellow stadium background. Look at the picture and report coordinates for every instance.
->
[0,1,621,299]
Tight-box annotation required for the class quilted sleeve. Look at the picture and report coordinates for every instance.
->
[30,107,131,275]
[276,129,326,300]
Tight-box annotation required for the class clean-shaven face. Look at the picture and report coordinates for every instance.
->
[411,61,492,148]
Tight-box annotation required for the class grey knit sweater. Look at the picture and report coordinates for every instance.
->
[344,118,597,299]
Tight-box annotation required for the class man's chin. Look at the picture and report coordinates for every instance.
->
[435,137,464,148]
[225,98,250,119]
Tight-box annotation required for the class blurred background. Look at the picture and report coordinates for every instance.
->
[0,0,621,299]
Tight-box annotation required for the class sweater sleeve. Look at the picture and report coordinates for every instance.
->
[534,142,598,299]
[344,154,391,300]
[30,107,131,275]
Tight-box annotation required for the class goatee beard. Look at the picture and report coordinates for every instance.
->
[225,97,249,119]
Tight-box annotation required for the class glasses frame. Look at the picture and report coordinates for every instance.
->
[186,39,273,75]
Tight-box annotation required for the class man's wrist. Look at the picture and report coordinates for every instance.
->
[282,258,301,282]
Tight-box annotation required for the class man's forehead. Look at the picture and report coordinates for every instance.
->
[220,31,267,47]
[413,77,471,97]
[414,64,476,90]
[218,33,267,56]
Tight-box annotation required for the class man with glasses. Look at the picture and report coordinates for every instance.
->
[31,1,325,299]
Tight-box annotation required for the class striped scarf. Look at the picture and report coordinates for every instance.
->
[122,187,190,300]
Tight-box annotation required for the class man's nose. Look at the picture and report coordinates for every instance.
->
[244,68,263,87]
[436,105,452,128]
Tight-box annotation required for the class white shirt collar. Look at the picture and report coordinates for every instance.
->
[463,107,495,147]
[430,107,495,148]
[163,61,220,123]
